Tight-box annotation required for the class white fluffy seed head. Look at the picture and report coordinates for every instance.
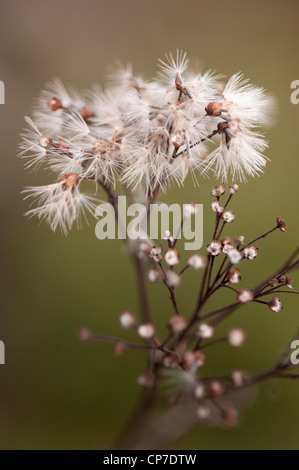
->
[228,328,246,347]
[137,323,156,340]
[197,323,215,339]
[188,253,206,270]
[119,311,136,329]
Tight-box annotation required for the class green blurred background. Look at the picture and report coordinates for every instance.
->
[0,0,298,449]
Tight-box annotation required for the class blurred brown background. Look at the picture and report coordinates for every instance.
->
[0,0,298,449]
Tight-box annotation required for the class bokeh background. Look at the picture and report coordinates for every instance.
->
[0,0,298,449]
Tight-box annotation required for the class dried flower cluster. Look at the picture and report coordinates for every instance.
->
[19,51,274,234]
[19,52,298,449]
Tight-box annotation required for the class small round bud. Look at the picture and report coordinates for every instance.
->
[168,315,187,333]
[222,408,238,427]
[235,235,245,245]
[38,135,52,148]
[137,373,155,388]
[182,350,206,369]
[47,97,62,111]
[227,268,242,284]
[211,183,226,197]
[113,341,127,356]
[80,106,94,120]
[137,323,156,340]
[269,296,283,313]
[210,200,224,213]
[238,289,254,304]
[119,311,136,329]
[197,404,212,420]
[268,278,277,287]
[166,270,181,287]
[164,249,180,266]
[192,383,207,400]
[222,210,236,223]
[205,101,223,116]
[207,239,222,256]
[162,353,179,368]
[229,184,239,194]
[244,246,259,260]
[276,217,286,232]
[170,130,186,148]
[230,370,247,387]
[227,248,242,264]
[208,380,225,397]
[148,268,164,282]
[228,328,246,347]
[197,323,214,339]
[188,253,206,270]
[78,328,92,343]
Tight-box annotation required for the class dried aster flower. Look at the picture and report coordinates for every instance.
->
[18,52,299,450]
